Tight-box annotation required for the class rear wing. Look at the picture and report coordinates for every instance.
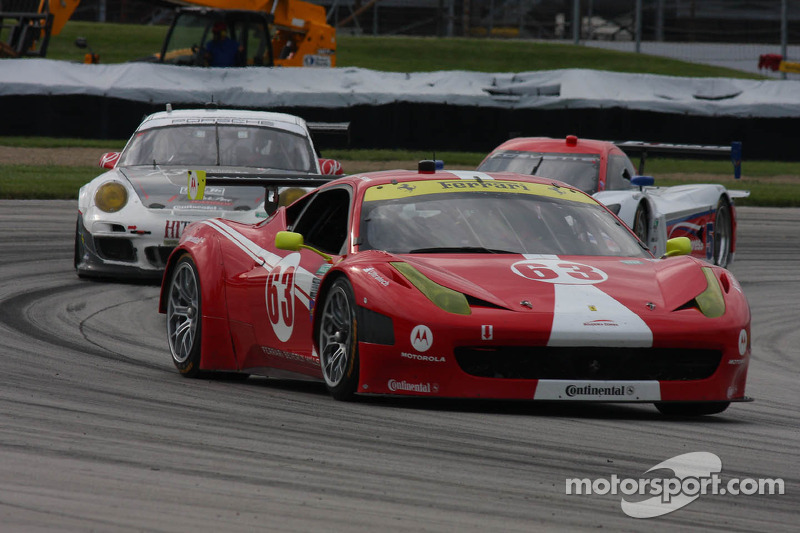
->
[615,141,743,179]
[188,170,342,211]
[308,121,350,148]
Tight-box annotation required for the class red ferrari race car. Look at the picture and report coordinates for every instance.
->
[477,136,749,268]
[159,164,751,415]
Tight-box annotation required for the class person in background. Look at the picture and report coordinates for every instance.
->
[205,22,243,67]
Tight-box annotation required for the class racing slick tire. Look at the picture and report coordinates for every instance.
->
[632,202,649,244]
[654,401,730,416]
[713,197,733,268]
[317,276,359,401]
[74,218,85,275]
[166,254,203,378]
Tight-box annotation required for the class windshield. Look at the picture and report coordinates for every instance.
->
[359,180,647,257]
[118,124,316,171]
[478,151,601,194]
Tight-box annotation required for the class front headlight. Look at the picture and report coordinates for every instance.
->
[695,267,726,318]
[391,262,471,315]
[94,182,128,213]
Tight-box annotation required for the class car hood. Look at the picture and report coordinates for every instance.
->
[118,166,267,212]
[399,254,708,318]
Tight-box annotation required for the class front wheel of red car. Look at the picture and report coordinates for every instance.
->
[655,401,730,416]
[317,277,359,401]
[166,254,203,378]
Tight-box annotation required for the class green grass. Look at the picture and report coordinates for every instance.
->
[0,165,99,199]
[47,21,763,79]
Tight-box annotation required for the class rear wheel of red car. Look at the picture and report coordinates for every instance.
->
[632,203,649,244]
[166,254,203,378]
[655,401,730,416]
[317,277,359,401]
[713,197,732,268]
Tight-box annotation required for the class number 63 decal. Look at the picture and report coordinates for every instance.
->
[511,259,608,285]
[266,253,301,342]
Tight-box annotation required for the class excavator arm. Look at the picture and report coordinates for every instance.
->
[0,0,80,58]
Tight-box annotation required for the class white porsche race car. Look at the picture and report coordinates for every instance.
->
[478,136,749,268]
[75,107,343,279]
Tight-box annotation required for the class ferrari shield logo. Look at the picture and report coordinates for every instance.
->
[188,170,206,200]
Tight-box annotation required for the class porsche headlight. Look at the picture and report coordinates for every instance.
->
[391,262,470,315]
[94,182,128,213]
[695,267,726,318]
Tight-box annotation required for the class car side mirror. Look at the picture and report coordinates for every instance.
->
[318,158,344,175]
[275,231,332,263]
[631,175,655,190]
[99,152,120,169]
[663,237,692,258]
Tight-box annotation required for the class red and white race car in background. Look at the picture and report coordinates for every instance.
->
[159,163,751,416]
[478,136,749,267]
[75,107,343,279]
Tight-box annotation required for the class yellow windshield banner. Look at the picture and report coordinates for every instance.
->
[363,179,594,204]
[188,170,206,200]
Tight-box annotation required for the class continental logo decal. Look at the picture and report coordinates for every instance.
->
[363,179,594,204]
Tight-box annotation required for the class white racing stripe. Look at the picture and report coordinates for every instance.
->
[547,284,653,347]
[447,170,495,181]
[199,219,315,310]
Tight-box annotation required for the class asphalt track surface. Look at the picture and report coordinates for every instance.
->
[0,200,797,532]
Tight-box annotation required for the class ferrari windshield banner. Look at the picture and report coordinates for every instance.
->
[188,170,207,200]
[363,179,595,204]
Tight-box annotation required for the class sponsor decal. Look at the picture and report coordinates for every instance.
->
[303,54,332,67]
[511,259,608,285]
[565,384,634,397]
[439,181,530,191]
[261,346,315,364]
[363,267,390,286]
[184,235,204,245]
[387,379,439,394]
[738,329,748,356]
[400,352,445,363]
[410,325,433,352]
[187,170,205,200]
[364,180,595,204]
[588,305,597,311]
[583,319,620,327]
[727,359,746,365]
[165,220,193,240]
[621,260,643,265]
[566,452,785,518]
[534,380,660,401]
[481,324,493,340]
[182,185,226,196]
[315,263,332,276]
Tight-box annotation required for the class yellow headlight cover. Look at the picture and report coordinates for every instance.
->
[95,182,128,213]
[695,267,726,318]
[391,262,471,315]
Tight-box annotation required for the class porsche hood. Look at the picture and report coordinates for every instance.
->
[119,166,266,212]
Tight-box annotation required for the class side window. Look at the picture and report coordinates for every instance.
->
[607,154,637,190]
[291,187,351,254]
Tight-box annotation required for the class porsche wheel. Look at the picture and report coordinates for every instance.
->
[655,401,730,416]
[713,197,732,268]
[632,203,649,244]
[317,277,359,400]
[166,255,202,377]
